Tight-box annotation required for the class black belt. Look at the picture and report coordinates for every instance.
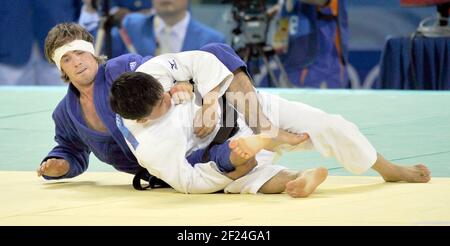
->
[201,96,240,163]
[132,168,170,190]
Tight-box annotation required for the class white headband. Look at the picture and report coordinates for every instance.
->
[52,40,96,71]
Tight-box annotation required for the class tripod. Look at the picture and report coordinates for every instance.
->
[238,43,294,88]
[94,0,114,57]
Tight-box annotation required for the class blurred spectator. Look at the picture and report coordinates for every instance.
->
[0,0,82,85]
[117,0,226,56]
[271,0,349,88]
[78,0,152,57]
[78,0,152,32]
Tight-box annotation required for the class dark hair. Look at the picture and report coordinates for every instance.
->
[109,72,164,120]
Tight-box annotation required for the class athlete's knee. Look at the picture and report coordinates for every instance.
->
[330,115,359,132]
[308,114,358,140]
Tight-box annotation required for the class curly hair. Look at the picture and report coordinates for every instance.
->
[44,22,106,82]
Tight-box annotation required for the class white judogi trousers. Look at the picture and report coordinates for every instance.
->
[224,91,377,194]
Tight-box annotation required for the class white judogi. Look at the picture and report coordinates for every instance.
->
[123,51,285,194]
[122,50,378,194]
[122,98,285,194]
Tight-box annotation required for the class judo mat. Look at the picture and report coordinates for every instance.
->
[1,86,449,225]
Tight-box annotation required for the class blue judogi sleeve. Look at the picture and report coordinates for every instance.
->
[42,100,90,180]
[199,43,246,73]
[104,54,152,85]
[181,19,226,51]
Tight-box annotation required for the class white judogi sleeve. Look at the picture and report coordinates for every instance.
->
[122,104,233,194]
[136,51,234,98]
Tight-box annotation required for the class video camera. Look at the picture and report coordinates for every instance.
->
[223,0,270,48]
[222,0,293,87]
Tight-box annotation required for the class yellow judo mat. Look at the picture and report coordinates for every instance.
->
[1,87,449,225]
[1,171,450,225]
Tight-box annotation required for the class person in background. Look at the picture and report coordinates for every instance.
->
[79,0,153,33]
[116,0,226,56]
[0,0,82,85]
[78,0,153,57]
[270,0,349,88]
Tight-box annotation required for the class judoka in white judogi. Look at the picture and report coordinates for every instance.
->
[118,51,377,194]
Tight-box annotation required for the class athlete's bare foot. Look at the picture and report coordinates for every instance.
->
[380,164,431,183]
[371,155,431,183]
[285,167,328,198]
[229,132,309,159]
[271,129,309,146]
[229,135,272,159]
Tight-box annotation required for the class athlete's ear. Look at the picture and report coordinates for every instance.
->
[61,71,70,82]
[136,117,149,124]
